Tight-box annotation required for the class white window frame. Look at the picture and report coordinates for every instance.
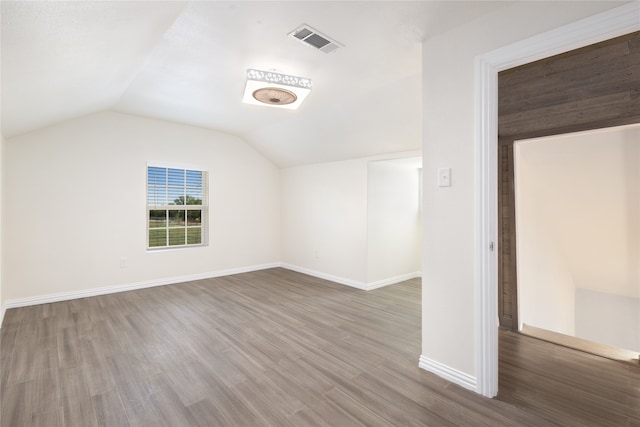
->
[146,163,208,250]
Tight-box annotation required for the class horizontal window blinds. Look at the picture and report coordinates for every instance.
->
[147,166,208,249]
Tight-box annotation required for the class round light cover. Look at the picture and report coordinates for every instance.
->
[243,69,312,110]
[252,87,297,105]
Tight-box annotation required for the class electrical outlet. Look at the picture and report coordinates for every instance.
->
[120,257,128,268]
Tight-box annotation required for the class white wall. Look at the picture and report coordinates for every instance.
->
[515,155,577,335]
[421,1,624,378]
[576,289,640,351]
[515,139,578,336]
[516,125,640,349]
[3,111,280,302]
[367,158,422,283]
[281,152,421,288]
[5,112,420,305]
[517,126,640,299]
[0,133,4,324]
[281,158,369,284]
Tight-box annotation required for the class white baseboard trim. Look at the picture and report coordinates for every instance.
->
[0,263,420,327]
[366,271,422,290]
[280,264,421,291]
[280,263,368,290]
[2,262,281,311]
[419,354,477,393]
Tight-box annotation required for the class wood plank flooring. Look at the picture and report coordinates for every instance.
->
[498,329,640,426]
[0,268,637,426]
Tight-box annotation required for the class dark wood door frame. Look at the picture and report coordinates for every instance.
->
[497,31,640,330]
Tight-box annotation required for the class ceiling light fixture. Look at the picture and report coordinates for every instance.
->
[242,69,312,110]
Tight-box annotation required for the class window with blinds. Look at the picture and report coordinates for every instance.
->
[147,165,208,249]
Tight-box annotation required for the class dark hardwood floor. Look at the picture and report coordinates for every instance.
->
[498,329,640,426]
[1,268,638,426]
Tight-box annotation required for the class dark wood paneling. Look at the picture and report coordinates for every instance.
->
[499,32,640,119]
[500,64,640,119]
[498,142,517,330]
[497,31,640,330]
[499,32,638,88]
[499,32,640,138]
[501,90,639,136]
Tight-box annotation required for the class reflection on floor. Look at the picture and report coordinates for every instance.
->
[520,323,639,365]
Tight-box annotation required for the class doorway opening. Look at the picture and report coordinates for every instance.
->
[367,157,422,286]
[497,31,640,335]
[514,124,640,363]
[475,2,638,399]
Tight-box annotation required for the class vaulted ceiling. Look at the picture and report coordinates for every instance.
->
[1,1,506,167]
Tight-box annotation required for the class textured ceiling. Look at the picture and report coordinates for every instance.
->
[1,1,507,167]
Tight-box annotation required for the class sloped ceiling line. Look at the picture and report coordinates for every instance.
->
[2,1,508,166]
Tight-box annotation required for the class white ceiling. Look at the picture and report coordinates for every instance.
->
[1,1,506,167]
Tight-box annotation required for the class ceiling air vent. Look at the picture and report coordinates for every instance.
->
[289,24,343,54]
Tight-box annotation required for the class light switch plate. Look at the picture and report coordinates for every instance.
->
[438,168,451,187]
